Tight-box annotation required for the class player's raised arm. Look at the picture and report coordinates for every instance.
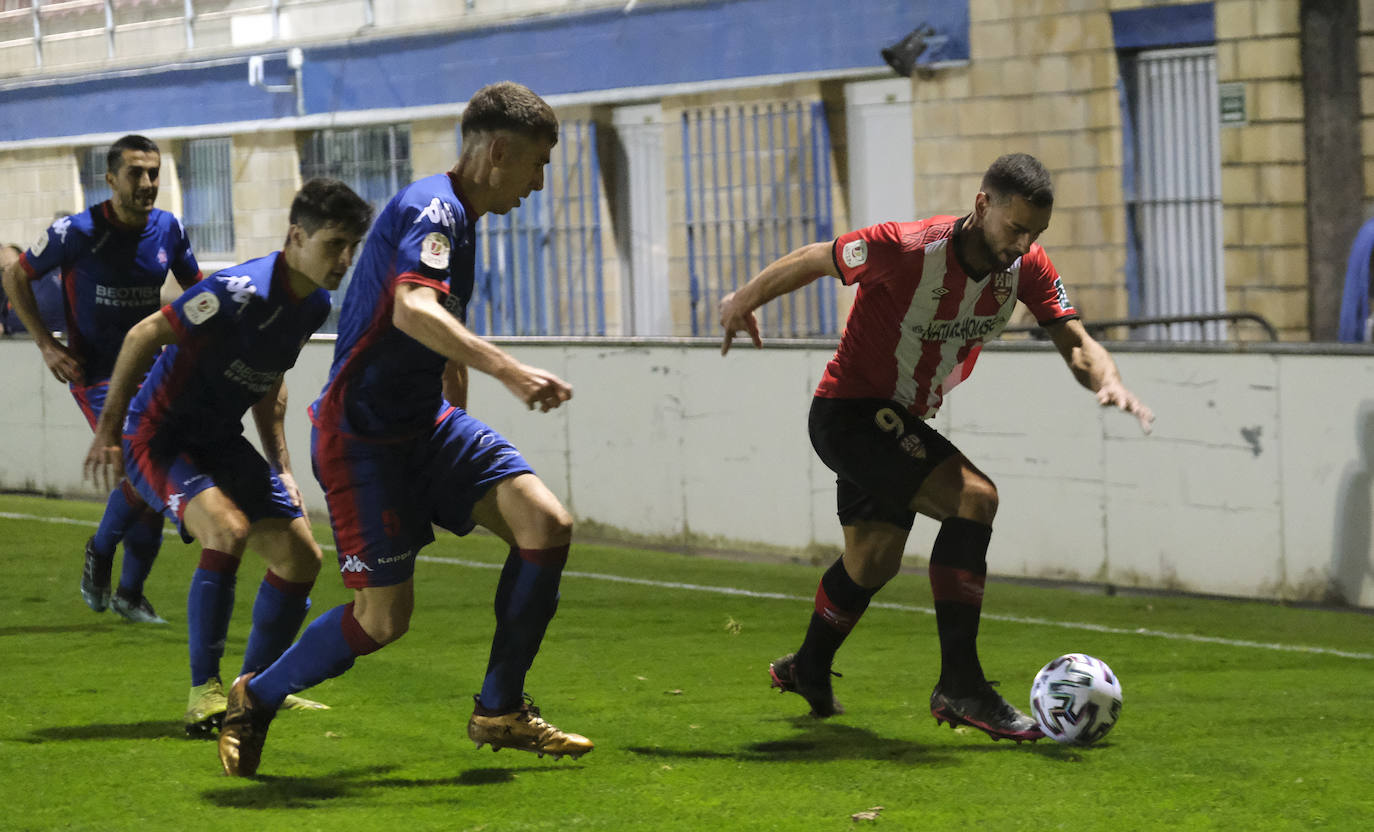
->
[719,240,839,355]
[1044,317,1154,434]
[83,310,177,491]
[392,281,571,412]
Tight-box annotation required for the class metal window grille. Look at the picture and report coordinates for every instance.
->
[78,145,111,208]
[300,124,411,210]
[1126,47,1226,341]
[466,120,605,336]
[301,125,410,331]
[178,137,235,255]
[680,100,836,337]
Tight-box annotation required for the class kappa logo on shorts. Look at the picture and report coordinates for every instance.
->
[340,555,374,573]
[166,492,185,514]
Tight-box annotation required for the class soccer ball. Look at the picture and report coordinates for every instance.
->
[1029,653,1123,745]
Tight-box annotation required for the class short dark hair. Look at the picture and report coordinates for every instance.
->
[289,178,374,237]
[106,134,160,173]
[981,153,1054,208]
[460,81,559,145]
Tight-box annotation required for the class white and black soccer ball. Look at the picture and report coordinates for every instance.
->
[1029,653,1123,745]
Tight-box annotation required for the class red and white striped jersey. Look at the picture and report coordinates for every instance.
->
[815,216,1077,418]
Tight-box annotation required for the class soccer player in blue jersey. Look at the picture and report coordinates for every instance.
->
[2,135,202,624]
[83,178,373,736]
[215,81,592,777]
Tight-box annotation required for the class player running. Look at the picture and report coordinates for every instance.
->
[720,153,1154,742]
[83,178,373,736]
[215,81,591,778]
[2,135,201,624]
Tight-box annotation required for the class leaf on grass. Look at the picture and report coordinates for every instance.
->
[324,731,343,739]
[665,689,684,695]
[636,675,648,681]
[851,806,884,822]
[724,616,743,635]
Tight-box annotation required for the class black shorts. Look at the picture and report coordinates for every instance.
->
[808,396,961,530]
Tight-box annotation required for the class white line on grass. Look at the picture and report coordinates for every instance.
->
[4,510,1369,660]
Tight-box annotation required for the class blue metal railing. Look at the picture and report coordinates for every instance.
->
[468,120,604,336]
[681,100,837,337]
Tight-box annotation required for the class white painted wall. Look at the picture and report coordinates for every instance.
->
[2,338,1370,608]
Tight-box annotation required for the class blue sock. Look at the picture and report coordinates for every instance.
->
[187,549,239,687]
[116,509,163,600]
[90,482,141,559]
[240,571,313,676]
[479,545,568,713]
[249,602,381,709]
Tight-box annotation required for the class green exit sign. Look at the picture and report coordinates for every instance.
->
[1219,82,1247,126]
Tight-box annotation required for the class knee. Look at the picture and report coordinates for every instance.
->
[528,506,574,549]
[357,606,410,646]
[203,512,251,555]
[959,476,999,524]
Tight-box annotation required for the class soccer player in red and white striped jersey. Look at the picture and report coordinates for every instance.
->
[720,153,1152,742]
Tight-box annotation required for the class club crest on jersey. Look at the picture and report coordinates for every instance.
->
[993,273,1013,305]
[420,231,451,269]
[185,291,220,325]
[413,197,456,229]
[842,238,868,269]
[900,434,927,459]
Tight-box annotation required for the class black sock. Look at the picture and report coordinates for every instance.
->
[795,557,882,673]
[929,517,992,694]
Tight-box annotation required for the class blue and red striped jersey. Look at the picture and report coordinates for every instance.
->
[127,252,330,444]
[311,172,477,440]
[18,202,201,382]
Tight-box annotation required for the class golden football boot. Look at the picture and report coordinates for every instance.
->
[466,695,593,760]
[219,673,276,777]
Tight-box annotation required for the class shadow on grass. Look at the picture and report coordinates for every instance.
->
[202,763,581,809]
[628,716,956,765]
[16,720,185,743]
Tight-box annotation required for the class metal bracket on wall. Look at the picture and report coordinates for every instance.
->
[247,48,304,117]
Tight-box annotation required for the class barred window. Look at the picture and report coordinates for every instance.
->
[467,120,605,336]
[77,145,111,208]
[179,137,235,256]
[301,125,411,330]
[300,125,411,210]
[680,101,838,337]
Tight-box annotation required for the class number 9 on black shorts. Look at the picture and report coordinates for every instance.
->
[807,396,960,530]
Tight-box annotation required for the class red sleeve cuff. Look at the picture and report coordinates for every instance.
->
[16,252,38,279]
[395,272,449,294]
[160,304,187,342]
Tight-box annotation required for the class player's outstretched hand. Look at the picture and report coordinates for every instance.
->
[504,363,573,413]
[41,341,84,386]
[83,436,123,494]
[1097,380,1154,435]
[719,291,762,355]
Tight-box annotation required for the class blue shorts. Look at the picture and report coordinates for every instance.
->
[311,406,534,588]
[124,427,302,542]
[70,380,109,431]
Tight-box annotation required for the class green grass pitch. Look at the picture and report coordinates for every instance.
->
[1,492,1371,831]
